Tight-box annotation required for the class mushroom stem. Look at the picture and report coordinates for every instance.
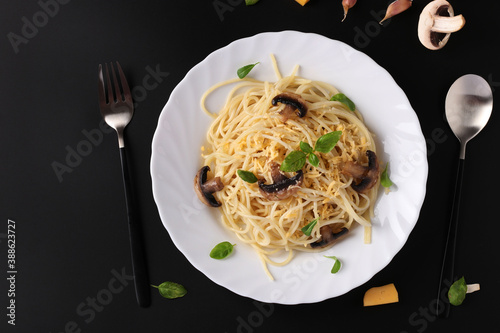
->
[269,161,287,183]
[432,14,465,33]
[201,177,223,194]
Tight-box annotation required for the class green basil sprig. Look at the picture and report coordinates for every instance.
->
[151,281,187,299]
[301,217,319,236]
[280,131,342,172]
[245,0,260,4]
[237,62,259,79]
[380,162,394,188]
[210,241,235,259]
[324,256,342,274]
[330,93,355,111]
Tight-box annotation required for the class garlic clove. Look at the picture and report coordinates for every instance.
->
[342,0,357,22]
[380,0,413,25]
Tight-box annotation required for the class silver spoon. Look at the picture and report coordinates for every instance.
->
[436,74,493,317]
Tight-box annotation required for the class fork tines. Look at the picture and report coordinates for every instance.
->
[98,61,133,108]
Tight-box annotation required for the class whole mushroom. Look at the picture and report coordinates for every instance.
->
[418,0,465,50]
[341,150,380,194]
[194,166,224,207]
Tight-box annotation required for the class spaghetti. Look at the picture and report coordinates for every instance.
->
[200,56,379,279]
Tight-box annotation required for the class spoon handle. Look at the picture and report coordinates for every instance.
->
[436,157,465,318]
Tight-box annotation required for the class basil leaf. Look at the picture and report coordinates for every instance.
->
[210,241,235,259]
[237,62,259,79]
[245,0,260,4]
[324,256,342,274]
[280,150,307,172]
[237,169,258,183]
[381,163,394,188]
[301,218,319,236]
[314,131,342,154]
[448,276,467,306]
[152,282,187,299]
[331,258,341,274]
[330,93,355,111]
[299,141,314,154]
[308,153,320,167]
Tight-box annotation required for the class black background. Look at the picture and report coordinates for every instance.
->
[1,1,499,332]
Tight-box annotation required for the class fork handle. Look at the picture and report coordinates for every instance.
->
[119,147,151,308]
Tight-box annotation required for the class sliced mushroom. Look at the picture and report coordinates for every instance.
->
[418,0,465,50]
[271,92,308,122]
[258,162,303,201]
[194,166,224,207]
[310,224,349,249]
[342,150,380,194]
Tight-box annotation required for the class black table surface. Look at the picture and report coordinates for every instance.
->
[1,1,499,332]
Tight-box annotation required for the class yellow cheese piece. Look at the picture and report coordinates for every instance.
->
[363,283,399,306]
[295,0,310,6]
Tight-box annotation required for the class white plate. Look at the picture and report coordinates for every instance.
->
[151,31,428,304]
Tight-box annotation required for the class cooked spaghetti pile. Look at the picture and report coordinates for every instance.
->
[199,57,379,279]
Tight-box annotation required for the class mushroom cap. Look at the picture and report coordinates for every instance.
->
[272,92,308,121]
[418,0,464,50]
[194,166,223,207]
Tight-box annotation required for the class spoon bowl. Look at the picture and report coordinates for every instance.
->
[436,74,493,318]
[445,74,493,158]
